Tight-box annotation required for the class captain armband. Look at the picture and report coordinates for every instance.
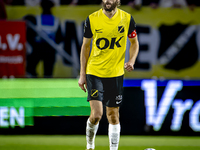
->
[128,30,137,38]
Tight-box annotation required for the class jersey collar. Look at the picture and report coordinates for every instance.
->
[101,8,119,21]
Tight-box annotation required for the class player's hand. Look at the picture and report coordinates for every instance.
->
[124,62,134,72]
[78,75,87,92]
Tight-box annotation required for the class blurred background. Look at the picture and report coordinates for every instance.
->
[0,0,200,148]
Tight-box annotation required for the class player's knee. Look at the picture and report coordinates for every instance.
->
[90,113,102,124]
[108,116,119,124]
[107,113,119,124]
[94,115,102,124]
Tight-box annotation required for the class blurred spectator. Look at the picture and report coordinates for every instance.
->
[24,0,62,77]
[128,0,195,10]
[69,0,78,5]
[24,0,40,6]
[128,0,159,10]
[159,0,187,8]
[0,0,7,19]
[148,0,160,9]
[128,0,142,10]
[60,0,102,5]
[6,0,60,6]
[186,0,200,11]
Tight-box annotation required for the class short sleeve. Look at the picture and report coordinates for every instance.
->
[128,16,136,35]
[84,16,93,38]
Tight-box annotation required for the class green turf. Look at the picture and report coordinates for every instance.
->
[0,135,199,150]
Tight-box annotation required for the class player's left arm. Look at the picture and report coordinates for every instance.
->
[125,35,139,72]
[125,15,139,72]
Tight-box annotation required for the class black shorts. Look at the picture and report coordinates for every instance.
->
[86,74,123,107]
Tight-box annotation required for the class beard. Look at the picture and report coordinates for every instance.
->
[102,1,119,12]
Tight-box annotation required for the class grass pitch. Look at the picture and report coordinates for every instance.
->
[0,135,200,150]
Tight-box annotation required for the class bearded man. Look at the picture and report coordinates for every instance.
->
[78,0,139,149]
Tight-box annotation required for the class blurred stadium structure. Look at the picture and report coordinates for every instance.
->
[0,3,200,136]
[0,5,200,78]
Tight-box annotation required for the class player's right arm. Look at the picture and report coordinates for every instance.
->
[78,37,92,92]
[78,16,93,92]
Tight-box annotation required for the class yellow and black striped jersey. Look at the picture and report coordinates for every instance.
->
[84,8,136,78]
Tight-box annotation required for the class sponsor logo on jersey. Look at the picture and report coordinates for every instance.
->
[96,36,124,50]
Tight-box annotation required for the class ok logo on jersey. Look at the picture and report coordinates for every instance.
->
[96,36,124,50]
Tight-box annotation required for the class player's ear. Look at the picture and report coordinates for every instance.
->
[117,0,121,7]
